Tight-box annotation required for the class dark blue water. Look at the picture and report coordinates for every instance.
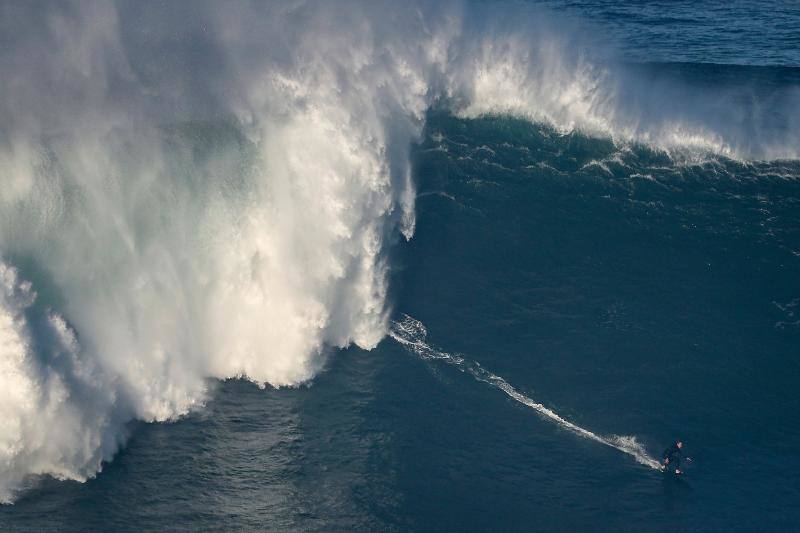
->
[3,2,800,532]
[534,0,800,66]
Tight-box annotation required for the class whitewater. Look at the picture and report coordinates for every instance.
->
[1,0,797,502]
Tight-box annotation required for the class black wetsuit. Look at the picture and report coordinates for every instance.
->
[662,443,682,471]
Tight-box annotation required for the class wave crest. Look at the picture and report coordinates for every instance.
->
[0,0,793,500]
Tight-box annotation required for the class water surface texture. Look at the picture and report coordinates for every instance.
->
[1,1,798,531]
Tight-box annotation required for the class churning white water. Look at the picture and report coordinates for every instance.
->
[1,0,794,501]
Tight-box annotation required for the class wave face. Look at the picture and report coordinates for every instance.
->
[0,0,798,501]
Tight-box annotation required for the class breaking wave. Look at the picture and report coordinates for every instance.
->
[0,0,795,501]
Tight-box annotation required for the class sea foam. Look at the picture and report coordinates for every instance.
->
[0,0,794,500]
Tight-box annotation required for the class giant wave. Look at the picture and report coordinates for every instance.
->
[1,0,798,502]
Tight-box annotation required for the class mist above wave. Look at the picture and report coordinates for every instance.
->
[0,0,796,502]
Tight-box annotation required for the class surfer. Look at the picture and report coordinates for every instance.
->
[661,440,684,474]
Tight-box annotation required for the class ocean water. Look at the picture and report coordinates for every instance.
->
[1,1,799,531]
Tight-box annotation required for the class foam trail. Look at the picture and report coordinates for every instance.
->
[389,314,663,471]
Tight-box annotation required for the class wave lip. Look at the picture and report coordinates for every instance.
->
[2,0,796,502]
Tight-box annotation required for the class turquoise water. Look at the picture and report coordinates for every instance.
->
[1,1,799,531]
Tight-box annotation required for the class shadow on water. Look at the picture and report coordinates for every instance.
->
[660,474,694,515]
